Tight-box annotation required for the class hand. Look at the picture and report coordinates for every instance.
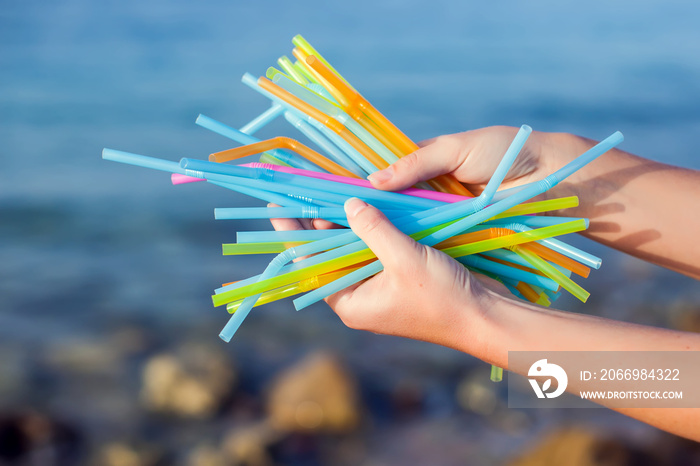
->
[271,197,500,352]
[367,126,558,195]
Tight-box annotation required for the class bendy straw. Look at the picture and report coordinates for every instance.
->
[243,163,471,203]
[226,266,362,313]
[282,111,368,177]
[273,73,400,167]
[209,137,359,179]
[278,55,309,85]
[213,206,407,221]
[196,114,325,172]
[241,73,383,173]
[181,158,445,211]
[240,103,284,135]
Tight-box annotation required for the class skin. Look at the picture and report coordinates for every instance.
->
[270,126,700,440]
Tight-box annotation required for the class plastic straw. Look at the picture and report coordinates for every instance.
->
[278,55,309,85]
[236,229,347,244]
[292,34,355,90]
[489,196,579,219]
[282,111,368,177]
[244,163,470,203]
[195,114,325,172]
[182,158,444,211]
[240,103,284,135]
[255,76,390,171]
[258,152,292,167]
[223,241,309,255]
[210,137,359,179]
[214,206,407,221]
[227,266,363,313]
[512,245,590,302]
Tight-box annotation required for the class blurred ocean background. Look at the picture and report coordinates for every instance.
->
[2,0,700,464]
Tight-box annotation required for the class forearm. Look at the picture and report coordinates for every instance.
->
[453,291,700,440]
[539,132,700,278]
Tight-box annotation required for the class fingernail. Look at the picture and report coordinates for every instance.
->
[344,197,368,218]
[367,167,393,184]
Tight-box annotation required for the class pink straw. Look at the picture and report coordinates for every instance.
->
[242,163,472,203]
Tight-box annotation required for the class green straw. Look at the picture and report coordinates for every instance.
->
[278,55,308,85]
[292,34,355,90]
[223,241,311,256]
[512,245,590,302]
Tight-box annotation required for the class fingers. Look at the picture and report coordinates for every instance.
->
[344,197,423,271]
[367,134,466,191]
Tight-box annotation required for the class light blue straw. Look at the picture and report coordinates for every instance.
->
[455,255,559,291]
[102,148,187,175]
[306,83,338,103]
[180,158,443,211]
[239,103,285,134]
[283,111,368,177]
[214,207,407,221]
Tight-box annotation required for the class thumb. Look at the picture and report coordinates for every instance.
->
[366,136,465,191]
[344,197,422,270]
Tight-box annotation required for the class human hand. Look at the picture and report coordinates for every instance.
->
[367,126,567,196]
[271,197,499,352]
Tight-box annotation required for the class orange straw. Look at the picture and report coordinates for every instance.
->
[303,54,474,197]
[521,242,590,278]
[210,137,359,179]
[257,77,390,171]
[292,48,408,158]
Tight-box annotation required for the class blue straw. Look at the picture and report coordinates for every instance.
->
[239,103,285,134]
[282,111,368,177]
[455,255,559,291]
[180,158,444,211]
[102,148,187,175]
[214,207,407,221]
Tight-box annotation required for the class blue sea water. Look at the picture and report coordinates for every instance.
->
[1,0,700,461]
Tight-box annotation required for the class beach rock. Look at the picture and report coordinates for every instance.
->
[266,352,361,433]
[507,427,630,466]
[222,422,277,466]
[95,442,165,466]
[187,444,228,466]
[456,371,499,416]
[0,411,83,465]
[140,343,236,418]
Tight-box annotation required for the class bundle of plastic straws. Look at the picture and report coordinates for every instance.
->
[103,35,623,381]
